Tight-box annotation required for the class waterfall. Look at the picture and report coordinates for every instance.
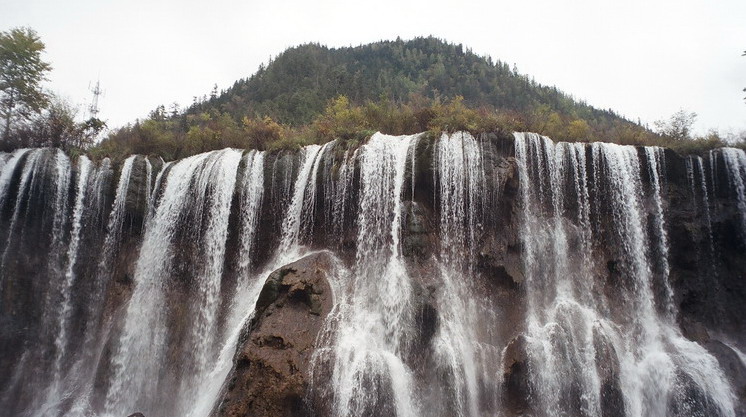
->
[0,149,76,416]
[276,143,324,262]
[515,133,604,417]
[50,150,72,252]
[148,160,171,221]
[431,132,483,416]
[328,132,420,417]
[330,148,357,240]
[104,149,242,416]
[0,152,9,172]
[720,148,746,242]
[236,150,265,279]
[687,155,718,280]
[644,147,674,319]
[515,132,736,417]
[0,148,32,208]
[99,155,136,271]
[74,156,128,360]
[50,156,92,395]
[0,149,47,276]
[695,156,717,260]
[0,133,744,417]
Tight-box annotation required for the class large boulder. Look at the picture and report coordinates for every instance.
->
[213,252,336,417]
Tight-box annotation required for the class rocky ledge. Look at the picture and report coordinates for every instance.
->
[213,252,336,417]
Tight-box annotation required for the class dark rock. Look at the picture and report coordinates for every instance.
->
[502,335,532,415]
[680,317,711,344]
[705,340,746,417]
[593,326,625,417]
[213,252,336,417]
[402,201,436,261]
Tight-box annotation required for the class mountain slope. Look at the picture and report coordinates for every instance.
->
[193,37,630,128]
[96,37,670,161]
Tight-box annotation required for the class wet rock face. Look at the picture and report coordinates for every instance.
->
[502,335,533,415]
[2,135,746,417]
[214,252,336,417]
[664,150,746,337]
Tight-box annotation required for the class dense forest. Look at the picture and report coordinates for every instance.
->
[195,37,627,126]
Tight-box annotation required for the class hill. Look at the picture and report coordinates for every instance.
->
[93,37,727,160]
[196,37,625,128]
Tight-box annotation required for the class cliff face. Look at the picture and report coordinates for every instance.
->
[0,132,744,417]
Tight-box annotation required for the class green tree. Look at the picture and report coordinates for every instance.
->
[0,27,52,140]
[566,119,591,140]
[10,95,106,151]
[654,109,697,141]
[312,95,369,140]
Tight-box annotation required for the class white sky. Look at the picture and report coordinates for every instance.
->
[2,0,745,135]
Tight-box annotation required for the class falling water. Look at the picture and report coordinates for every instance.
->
[148,160,171,221]
[330,148,357,239]
[0,149,47,275]
[327,132,421,417]
[0,148,32,209]
[236,150,266,279]
[696,157,717,258]
[74,156,131,362]
[515,133,604,417]
[431,132,483,416]
[99,155,136,273]
[104,149,242,416]
[276,144,324,262]
[0,152,9,171]
[687,155,717,275]
[301,140,337,242]
[49,150,72,252]
[644,146,674,319]
[515,132,736,417]
[49,156,92,396]
[0,132,744,417]
[720,148,746,241]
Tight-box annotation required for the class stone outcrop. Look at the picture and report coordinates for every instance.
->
[213,252,336,417]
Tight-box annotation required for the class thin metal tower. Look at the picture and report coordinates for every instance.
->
[88,80,103,119]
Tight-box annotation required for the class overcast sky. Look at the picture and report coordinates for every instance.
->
[2,0,745,135]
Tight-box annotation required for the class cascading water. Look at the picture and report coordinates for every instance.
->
[324,147,357,241]
[430,132,484,417]
[720,148,746,241]
[325,132,421,417]
[236,150,266,280]
[0,148,32,209]
[276,143,324,262]
[0,149,47,274]
[515,132,736,417]
[103,149,242,416]
[98,155,137,276]
[645,146,674,319]
[515,134,604,417]
[48,156,92,399]
[1,131,744,417]
[686,155,718,280]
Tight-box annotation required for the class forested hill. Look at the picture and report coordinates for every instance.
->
[94,37,709,160]
[193,37,626,128]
